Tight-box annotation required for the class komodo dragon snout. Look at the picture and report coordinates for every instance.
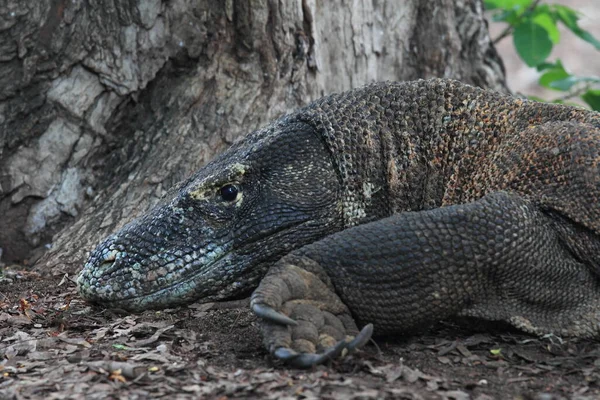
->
[77,120,342,311]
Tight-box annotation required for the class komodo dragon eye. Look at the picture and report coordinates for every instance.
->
[219,184,240,202]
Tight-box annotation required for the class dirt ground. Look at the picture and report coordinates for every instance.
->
[1,268,600,399]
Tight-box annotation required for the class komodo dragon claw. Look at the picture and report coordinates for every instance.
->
[273,340,348,368]
[272,325,373,368]
[251,255,374,367]
[252,303,298,326]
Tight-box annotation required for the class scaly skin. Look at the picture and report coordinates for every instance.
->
[78,79,600,367]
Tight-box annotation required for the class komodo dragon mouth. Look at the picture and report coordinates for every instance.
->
[77,217,312,311]
[77,235,231,310]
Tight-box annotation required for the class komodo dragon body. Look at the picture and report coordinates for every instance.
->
[78,79,600,367]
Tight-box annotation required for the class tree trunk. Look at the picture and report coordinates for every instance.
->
[0,0,507,275]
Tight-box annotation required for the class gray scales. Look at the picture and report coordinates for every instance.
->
[78,79,600,367]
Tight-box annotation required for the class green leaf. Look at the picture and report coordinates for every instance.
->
[484,0,532,11]
[513,20,553,67]
[548,76,579,91]
[112,344,133,350]
[538,60,570,90]
[532,13,560,44]
[573,29,600,51]
[554,5,578,27]
[492,10,523,27]
[539,70,570,90]
[536,61,561,72]
[582,89,600,111]
[554,5,600,50]
[549,76,600,91]
[492,9,523,25]
[490,348,502,355]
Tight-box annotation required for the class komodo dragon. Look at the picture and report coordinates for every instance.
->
[78,79,600,367]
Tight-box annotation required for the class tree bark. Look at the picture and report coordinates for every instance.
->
[0,0,507,274]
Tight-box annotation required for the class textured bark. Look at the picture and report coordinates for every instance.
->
[0,0,506,273]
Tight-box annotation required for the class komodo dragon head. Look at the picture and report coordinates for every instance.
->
[77,118,345,311]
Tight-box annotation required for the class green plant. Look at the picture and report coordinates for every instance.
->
[485,0,600,110]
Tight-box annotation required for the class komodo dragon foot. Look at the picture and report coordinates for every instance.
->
[251,255,373,368]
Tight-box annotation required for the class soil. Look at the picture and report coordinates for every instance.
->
[1,268,600,399]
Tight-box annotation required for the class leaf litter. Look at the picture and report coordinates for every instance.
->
[1,275,600,399]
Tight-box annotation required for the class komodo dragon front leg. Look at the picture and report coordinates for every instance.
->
[252,191,600,367]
